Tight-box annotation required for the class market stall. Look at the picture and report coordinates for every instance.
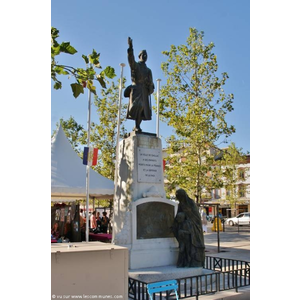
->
[51,125,115,242]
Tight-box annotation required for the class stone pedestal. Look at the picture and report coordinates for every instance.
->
[113,131,179,269]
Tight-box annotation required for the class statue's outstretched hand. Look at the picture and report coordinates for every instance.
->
[128,37,133,48]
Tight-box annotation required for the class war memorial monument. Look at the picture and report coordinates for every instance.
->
[112,37,205,281]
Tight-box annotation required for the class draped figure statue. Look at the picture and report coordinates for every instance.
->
[172,189,205,267]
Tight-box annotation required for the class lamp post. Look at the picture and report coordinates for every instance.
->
[156,79,161,137]
[216,204,220,252]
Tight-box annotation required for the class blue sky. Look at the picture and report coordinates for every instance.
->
[51,0,250,152]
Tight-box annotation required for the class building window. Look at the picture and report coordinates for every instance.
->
[238,168,245,180]
[238,185,246,197]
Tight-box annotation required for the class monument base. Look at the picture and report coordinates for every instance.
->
[128,238,179,269]
[113,132,179,269]
[114,197,179,269]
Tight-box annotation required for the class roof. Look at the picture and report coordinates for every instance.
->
[51,125,114,201]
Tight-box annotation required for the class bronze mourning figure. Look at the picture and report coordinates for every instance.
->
[172,189,206,268]
[124,37,155,132]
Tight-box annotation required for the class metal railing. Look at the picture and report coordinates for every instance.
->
[205,256,250,272]
[128,256,250,299]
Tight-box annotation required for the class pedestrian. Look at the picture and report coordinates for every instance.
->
[96,211,102,233]
[51,222,60,240]
[101,211,110,234]
[90,211,97,230]
[201,210,208,233]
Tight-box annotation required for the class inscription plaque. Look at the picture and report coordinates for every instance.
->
[137,147,162,183]
[137,202,174,239]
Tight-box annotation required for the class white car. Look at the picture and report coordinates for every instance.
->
[225,212,250,226]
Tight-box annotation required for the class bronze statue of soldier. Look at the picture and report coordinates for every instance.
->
[124,37,155,132]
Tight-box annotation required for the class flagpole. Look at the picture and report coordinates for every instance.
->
[112,63,125,243]
[156,79,161,137]
[85,84,92,242]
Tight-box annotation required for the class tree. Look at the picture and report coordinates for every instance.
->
[91,78,128,180]
[56,78,128,181]
[160,28,236,202]
[58,117,86,154]
[51,27,116,98]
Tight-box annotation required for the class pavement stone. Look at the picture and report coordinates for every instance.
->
[195,287,250,300]
[128,225,250,300]
[186,225,250,299]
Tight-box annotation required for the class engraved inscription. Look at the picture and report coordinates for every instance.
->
[137,148,162,183]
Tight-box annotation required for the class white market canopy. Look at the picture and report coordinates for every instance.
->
[51,125,114,201]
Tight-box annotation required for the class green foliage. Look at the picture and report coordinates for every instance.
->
[59,117,86,154]
[88,49,101,66]
[51,27,116,98]
[94,199,112,208]
[51,28,77,57]
[71,83,84,99]
[160,28,236,201]
[103,66,116,79]
[56,78,128,182]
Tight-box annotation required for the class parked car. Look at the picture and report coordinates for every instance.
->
[225,212,250,226]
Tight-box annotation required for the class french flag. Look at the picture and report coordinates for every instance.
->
[83,147,98,166]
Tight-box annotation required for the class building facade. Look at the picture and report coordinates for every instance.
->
[208,154,250,218]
